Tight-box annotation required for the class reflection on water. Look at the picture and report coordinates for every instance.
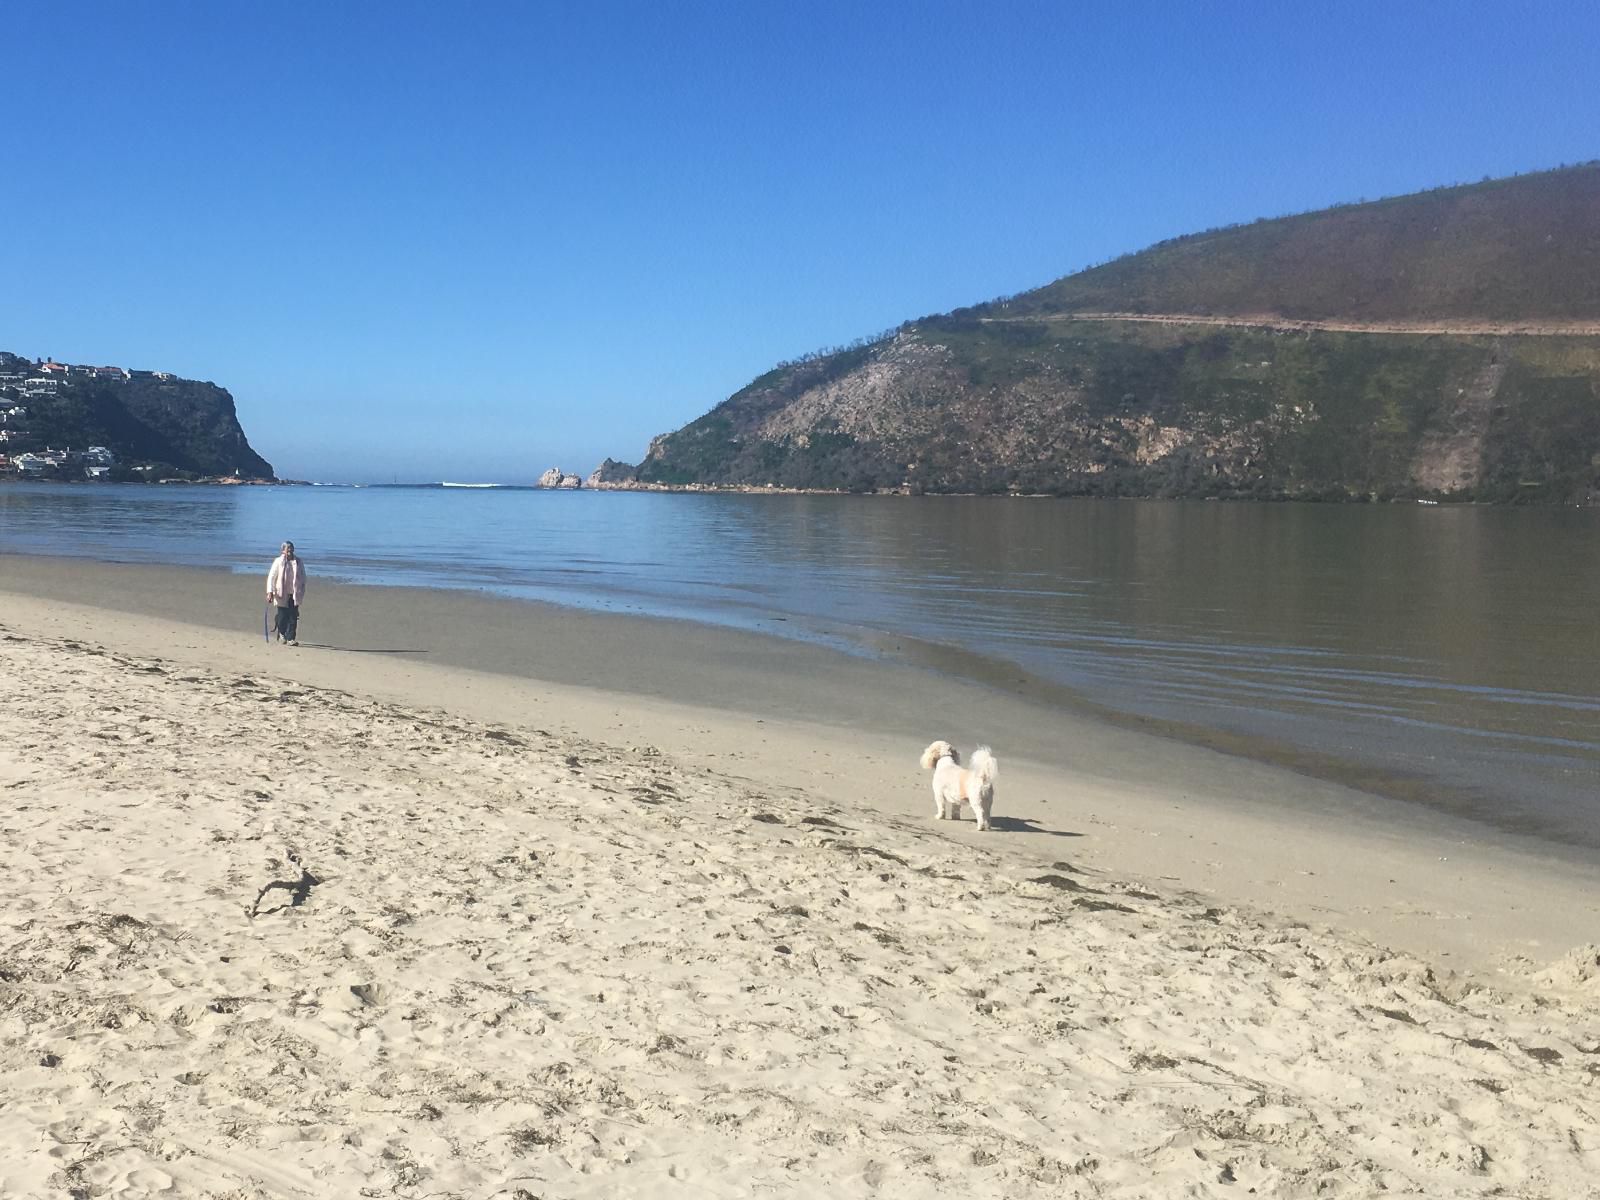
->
[2,482,1596,844]
[0,480,246,562]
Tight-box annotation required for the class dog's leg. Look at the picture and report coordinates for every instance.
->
[974,788,992,831]
[932,782,946,820]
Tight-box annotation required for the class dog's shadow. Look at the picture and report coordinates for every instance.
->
[985,815,1082,837]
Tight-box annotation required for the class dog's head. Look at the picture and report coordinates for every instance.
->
[920,740,958,770]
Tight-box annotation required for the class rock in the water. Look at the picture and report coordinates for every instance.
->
[536,466,581,489]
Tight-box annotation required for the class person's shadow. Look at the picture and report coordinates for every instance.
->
[294,643,429,655]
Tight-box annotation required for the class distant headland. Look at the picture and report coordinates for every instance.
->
[601,163,1600,504]
[0,352,273,483]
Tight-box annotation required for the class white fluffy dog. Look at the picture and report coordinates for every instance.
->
[920,741,999,831]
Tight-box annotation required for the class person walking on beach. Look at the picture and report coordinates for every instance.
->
[266,540,306,646]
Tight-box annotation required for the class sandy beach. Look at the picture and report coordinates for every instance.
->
[3,557,1599,1198]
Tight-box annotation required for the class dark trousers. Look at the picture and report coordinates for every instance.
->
[274,604,300,642]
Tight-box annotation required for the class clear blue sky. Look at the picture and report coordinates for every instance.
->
[5,1,1596,483]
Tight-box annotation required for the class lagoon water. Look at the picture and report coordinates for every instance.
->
[2,481,1596,848]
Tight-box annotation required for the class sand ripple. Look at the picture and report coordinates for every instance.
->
[2,628,1598,1198]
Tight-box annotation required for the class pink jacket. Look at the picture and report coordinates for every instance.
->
[266,555,306,606]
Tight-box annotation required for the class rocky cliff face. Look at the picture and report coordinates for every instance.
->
[1,353,273,478]
[616,166,1600,503]
[585,458,640,488]
[631,322,1600,502]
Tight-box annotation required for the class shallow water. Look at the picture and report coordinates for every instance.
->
[2,481,1595,844]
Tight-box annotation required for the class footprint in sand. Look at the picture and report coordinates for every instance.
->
[121,1167,176,1194]
[350,982,390,1007]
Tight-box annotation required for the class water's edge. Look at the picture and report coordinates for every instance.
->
[5,546,1596,871]
[3,484,1595,855]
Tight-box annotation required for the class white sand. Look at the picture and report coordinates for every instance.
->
[3,579,1600,1197]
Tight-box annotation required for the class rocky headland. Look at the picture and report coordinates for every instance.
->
[0,352,273,481]
[600,164,1600,503]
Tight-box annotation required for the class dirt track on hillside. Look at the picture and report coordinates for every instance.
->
[983,310,1600,337]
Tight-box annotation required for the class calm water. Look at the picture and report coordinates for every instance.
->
[2,481,1596,845]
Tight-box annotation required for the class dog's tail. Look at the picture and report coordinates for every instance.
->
[970,746,998,789]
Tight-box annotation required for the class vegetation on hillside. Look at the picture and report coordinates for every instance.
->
[630,166,1600,503]
[639,321,1600,501]
[992,163,1600,323]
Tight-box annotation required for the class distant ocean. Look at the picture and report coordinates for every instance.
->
[3,480,1596,850]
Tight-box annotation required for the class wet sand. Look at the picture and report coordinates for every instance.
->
[2,552,1595,973]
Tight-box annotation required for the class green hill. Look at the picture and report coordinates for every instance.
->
[1005,164,1600,323]
[0,353,273,479]
[623,164,1600,503]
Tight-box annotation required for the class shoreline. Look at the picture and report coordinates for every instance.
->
[4,474,1589,504]
[4,526,1593,856]
[2,551,1596,976]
